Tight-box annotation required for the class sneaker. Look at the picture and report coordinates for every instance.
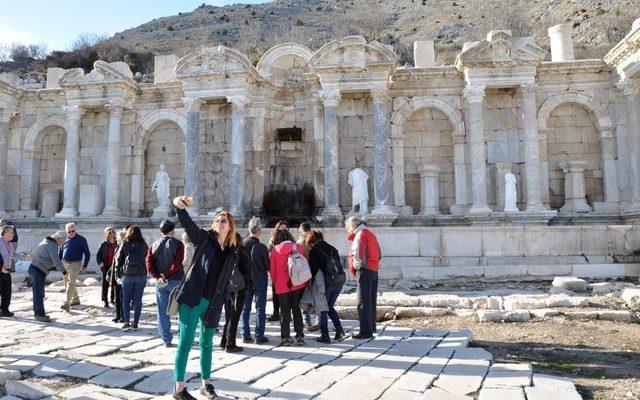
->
[122,323,131,331]
[34,315,51,323]
[164,342,173,348]
[307,324,320,332]
[225,345,244,353]
[315,335,331,344]
[104,302,110,308]
[279,338,291,347]
[112,316,122,323]
[242,336,253,344]
[70,300,80,306]
[351,333,373,340]
[267,314,280,322]
[199,383,218,399]
[60,303,70,312]
[173,388,198,400]
[132,323,138,331]
[296,337,305,346]
[254,336,269,344]
[334,330,346,342]
[0,310,14,317]
[219,338,226,349]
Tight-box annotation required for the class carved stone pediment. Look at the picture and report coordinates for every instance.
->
[58,61,134,86]
[310,36,397,72]
[456,30,545,70]
[175,46,258,79]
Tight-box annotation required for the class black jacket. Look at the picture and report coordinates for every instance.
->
[308,240,341,281]
[243,237,269,282]
[115,240,149,277]
[176,208,235,328]
[96,241,117,272]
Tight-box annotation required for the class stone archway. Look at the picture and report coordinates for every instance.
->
[20,116,70,216]
[538,91,618,210]
[390,96,467,214]
[131,110,187,216]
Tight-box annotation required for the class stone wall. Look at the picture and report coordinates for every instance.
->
[403,107,455,213]
[143,121,185,215]
[547,104,604,209]
[36,126,65,214]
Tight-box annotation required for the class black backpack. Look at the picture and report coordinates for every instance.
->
[316,245,346,286]
[125,242,144,269]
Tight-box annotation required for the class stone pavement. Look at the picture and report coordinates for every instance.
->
[0,285,584,399]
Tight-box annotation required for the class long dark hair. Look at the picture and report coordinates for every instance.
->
[306,229,324,248]
[273,229,294,246]
[124,225,144,242]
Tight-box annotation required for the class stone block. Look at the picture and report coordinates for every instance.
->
[413,40,436,68]
[477,310,506,322]
[523,227,581,256]
[484,266,528,279]
[505,311,531,322]
[503,296,547,310]
[545,295,589,308]
[46,67,66,89]
[0,368,20,385]
[419,229,442,256]
[621,288,640,311]
[552,277,587,292]
[597,310,633,322]
[525,387,582,400]
[394,307,448,318]
[442,228,482,257]
[527,264,571,276]
[422,388,473,399]
[478,388,526,400]
[5,380,54,399]
[79,184,102,217]
[482,227,524,257]
[589,282,616,294]
[572,264,626,278]
[154,54,177,83]
[61,362,110,379]
[41,189,60,217]
[530,309,562,318]
[89,369,146,388]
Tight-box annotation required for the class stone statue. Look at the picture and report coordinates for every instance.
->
[152,164,171,213]
[348,168,369,215]
[504,172,519,212]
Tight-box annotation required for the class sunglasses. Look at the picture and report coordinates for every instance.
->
[67,230,76,234]
[215,218,228,224]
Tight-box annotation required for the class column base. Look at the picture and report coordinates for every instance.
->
[623,201,640,216]
[371,205,396,215]
[593,201,620,214]
[467,204,493,215]
[449,204,467,215]
[559,201,592,214]
[420,208,439,216]
[17,209,38,218]
[396,205,414,216]
[101,207,121,218]
[150,208,171,219]
[525,202,546,213]
[55,208,78,219]
[319,207,344,227]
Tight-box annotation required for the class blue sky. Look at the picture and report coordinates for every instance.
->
[0,0,267,51]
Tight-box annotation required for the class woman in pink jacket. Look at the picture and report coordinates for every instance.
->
[269,229,307,346]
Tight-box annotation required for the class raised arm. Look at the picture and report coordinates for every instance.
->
[173,196,206,245]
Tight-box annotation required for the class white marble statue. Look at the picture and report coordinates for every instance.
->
[152,164,171,212]
[504,172,519,212]
[348,168,369,214]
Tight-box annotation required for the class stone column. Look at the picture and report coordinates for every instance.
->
[559,160,592,213]
[183,97,201,215]
[313,100,325,208]
[451,131,468,214]
[618,79,640,212]
[319,89,342,217]
[463,84,492,214]
[420,164,440,215]
[101,102,123,216]
[56,105,84,218]
[371,89,395,215]
[520,84,544,211]
[228,95,250,217]
[538,129,551,207]
[600,128,619,205]
[0,109,15,214]
[252,106,266,214]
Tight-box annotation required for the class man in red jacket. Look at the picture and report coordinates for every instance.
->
[346,216,381,339]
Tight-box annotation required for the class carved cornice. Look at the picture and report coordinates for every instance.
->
[318,89,341,107]
[463,85,486,104]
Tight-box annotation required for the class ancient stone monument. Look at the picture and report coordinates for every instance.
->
[504,173,519,213]
[151,164,171,218]
[348,168,369,215]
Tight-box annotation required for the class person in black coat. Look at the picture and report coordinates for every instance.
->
[306,229,346,343]
[96,227,117,308]
[220,233,252,353]
[172,195,238,400]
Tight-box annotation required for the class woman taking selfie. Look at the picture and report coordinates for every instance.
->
[171,195,239,400]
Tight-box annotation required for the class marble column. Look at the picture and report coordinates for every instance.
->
[451,131,468,214]
[228,95,249,217]
[618,79,640,212]
[56,105,84,218]
[370,89,395,215]
[183,97,201,215]
[420,164,440,215]
[463,84,492,214]
[520,84,544,211]
[313,100,325,208]
[101,102,123,216]
[601,129,619,205]
[252,106,266,214]
[0,109,15,214]
[319,89,342,217]
[559,160,592,213]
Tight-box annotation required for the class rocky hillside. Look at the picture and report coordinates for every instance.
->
[2,0,639,80]
[103,0,638,65]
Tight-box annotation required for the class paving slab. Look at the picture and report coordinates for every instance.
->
[483,363,533,388]
[33,358,76,377]
[421,388,473,400]
[5,379,54,399]
[89,368,146,388]
[478,388,526,400]
[60,361,110,379]
[315,373,395,400]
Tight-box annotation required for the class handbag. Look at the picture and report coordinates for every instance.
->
[166,235,210,316]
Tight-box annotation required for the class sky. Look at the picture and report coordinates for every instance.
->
[0,0,267,52]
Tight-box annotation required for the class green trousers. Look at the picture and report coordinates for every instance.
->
[174,297,216,382]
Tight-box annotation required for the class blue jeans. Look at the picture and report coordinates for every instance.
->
[242,276,268,339]
[156,279,181,343]
[122,275,146,325]
[320,284,344,336]
[28,266,46,317]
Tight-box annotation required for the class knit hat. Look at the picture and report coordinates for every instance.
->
[160,220,175,234]
[103,226,114,235]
